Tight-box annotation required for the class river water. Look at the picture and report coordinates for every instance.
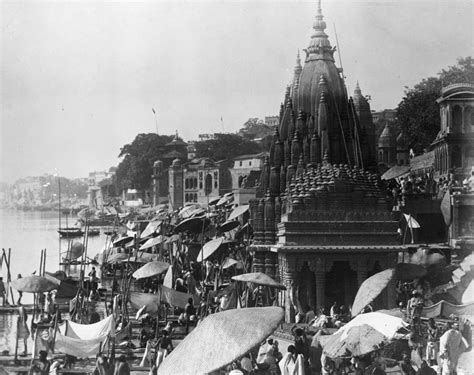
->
[0,208,108,354]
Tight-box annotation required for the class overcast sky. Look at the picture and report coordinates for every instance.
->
[1,0,472,183]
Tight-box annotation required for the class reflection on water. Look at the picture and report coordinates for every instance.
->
[0,208,109,353]
[0,314,33,354]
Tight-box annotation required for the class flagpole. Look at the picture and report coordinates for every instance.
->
[152,108,159,135]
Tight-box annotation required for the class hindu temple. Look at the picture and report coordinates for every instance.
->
[248,1,406,322]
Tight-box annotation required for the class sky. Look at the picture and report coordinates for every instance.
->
[1,0,472,183]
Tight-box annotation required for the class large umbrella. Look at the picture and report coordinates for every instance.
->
[159,307,284,375]
[222,257,239,269]
[232,272,286,290]
[216,193,234,207]
[113,235,133,247]
[381,165,410,180]
[132,261,170,279]
[174,217,210,234]
[322,324,391,358]
[218,220,240,233]
[165,234,180,244]
[106,252,129,264]
[65,242,84,260]
[351,269,394,316]
[140,220,162,239]
[227,205,249,221]
[122,252,157,264]
[12,275,59,293]
[197,237,224,262]
[139,235,167,250]
[179,204,201,218]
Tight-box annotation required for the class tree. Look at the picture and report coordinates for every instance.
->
[115,133,173,193]
[195,133,262,161]
[239,118,274,140]
[396,57,473,153]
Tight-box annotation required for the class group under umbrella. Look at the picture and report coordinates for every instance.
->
[158,307,284,375]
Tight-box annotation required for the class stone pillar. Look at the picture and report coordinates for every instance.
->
[357,257,368,287]
[314,257,326,312]
[253,250,265,273]
[264,252,277,280]
[281,254,297,322]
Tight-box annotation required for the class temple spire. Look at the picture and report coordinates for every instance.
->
[306,0,334,62]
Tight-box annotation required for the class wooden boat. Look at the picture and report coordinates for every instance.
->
[87,228,100,236]
[58,228,84,237]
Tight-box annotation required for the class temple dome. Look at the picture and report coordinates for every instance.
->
[378,124,392,148]
[294,1,347,123]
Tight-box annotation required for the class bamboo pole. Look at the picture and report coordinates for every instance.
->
[7,248,13,305]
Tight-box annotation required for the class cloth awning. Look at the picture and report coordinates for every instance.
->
[55,315,115,358]
[381,165,411,180]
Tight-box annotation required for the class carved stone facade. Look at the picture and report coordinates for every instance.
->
[248,1,405,322]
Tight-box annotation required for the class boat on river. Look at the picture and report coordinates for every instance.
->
[57,227,84,237]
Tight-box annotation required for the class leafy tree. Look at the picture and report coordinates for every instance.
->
[239,118,274,140]
[195,133,262,161]
[116,133,173,193]
[396,57,473,153]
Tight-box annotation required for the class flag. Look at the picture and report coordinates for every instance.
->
[403,213,420,229]
[163,265,173,289]
[403,213,420,244]
[152,108,156,114]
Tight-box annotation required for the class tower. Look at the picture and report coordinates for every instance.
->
[396,131,409,166]
[169,158,184,209]
[152,160,167,206]
[377,124,395,166]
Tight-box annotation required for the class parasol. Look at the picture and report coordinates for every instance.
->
[222,257,239,269]
[174,217,210,234]
[179,204,201,218]
[140,220,162,239]
[227,205,249,221]
[216,193,234,207]
[381,165,411,180]
[113,235,133,247]
[121,252,157,264]
[232,272,286,290]
[208,196,221,206]
[394,263,427,280]
[351,269,394,316]
[165,234,180,244]
[139,235,167,250]
[218,220,240,233]
[132,261,170,279]
[66,242,84,260]
[197,237,224,262]
[322,324,391,358]
[159,307,284,375]
[235,222,253,239]
[106,252,129,264]
[12,275,59,293]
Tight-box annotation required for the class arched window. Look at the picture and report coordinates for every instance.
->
[205,174,212,196]
[185,179,189,189]
[194,193,198,202]
[464,106,473,129]
[185,193,189,202]
[452,146,462,168]
[452,105,462,131]
[193,178,198,189]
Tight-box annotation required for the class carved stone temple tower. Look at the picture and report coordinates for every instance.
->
[248,1,405,323]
